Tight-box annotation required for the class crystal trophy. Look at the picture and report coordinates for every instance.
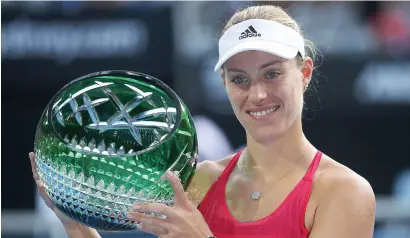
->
[34,70,198,231]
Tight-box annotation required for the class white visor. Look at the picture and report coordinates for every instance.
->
[214,19,305,72]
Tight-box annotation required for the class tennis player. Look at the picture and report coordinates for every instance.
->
[29,5,376,238]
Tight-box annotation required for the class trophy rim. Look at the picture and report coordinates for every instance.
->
[47,70,185,157]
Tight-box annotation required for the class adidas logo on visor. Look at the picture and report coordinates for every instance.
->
[239,25,262,40]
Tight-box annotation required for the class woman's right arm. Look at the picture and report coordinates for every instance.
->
[29,152,102,238]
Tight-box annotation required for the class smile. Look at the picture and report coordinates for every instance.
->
[248,105,280,117]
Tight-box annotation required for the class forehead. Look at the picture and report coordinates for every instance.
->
[224,51,288,70]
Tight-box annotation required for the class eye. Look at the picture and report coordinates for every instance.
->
[230,76,249,85]
[266,71,279,79]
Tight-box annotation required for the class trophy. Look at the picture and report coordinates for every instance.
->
[34,70,198,231]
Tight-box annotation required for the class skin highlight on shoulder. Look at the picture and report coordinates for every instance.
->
[314,154,374,198]
[185,154,235,207]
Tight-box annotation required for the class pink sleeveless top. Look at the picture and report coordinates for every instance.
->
[198,150,322,238]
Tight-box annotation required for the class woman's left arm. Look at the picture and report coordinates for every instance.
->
[309,173,376,238]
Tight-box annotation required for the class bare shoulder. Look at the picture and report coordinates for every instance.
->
[189,157,229,188]
[186,154,234,206]
[308,153,376,238]
[315,154,375,201]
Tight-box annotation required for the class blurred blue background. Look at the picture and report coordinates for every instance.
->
[1,1,410,238]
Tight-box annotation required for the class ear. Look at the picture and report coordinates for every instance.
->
[301,57,313,90]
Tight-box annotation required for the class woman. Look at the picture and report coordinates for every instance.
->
[29,5,376,238]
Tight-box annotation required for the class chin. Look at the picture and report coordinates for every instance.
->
[247,125,287,144]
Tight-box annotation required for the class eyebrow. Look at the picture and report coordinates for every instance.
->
[226,60,283,73]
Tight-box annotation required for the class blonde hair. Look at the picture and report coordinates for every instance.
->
[222,5,318,67]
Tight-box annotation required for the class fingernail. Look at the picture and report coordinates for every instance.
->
[126,213,135,219]
[132,204,141,210]
[165,170,173,178]
[137,223,143,229]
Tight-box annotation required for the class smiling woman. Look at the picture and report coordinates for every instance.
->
[29,4,376,238]
[194,5,375,238]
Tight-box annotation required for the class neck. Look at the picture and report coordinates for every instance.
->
[242,119,315,181]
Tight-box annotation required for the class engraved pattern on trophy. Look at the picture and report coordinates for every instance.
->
[53,80,176,150]
[34,71,198,231]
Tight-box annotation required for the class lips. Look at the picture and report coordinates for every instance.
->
[247,105,280,117]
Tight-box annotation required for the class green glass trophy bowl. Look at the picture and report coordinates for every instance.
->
[34,70,198,231]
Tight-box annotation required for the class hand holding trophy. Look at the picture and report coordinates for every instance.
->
[32,70,198,231]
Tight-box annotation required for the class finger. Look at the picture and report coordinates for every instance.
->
[29,152,35,160]
[29,152,40,181]
[135,223,168,236]
[131,203,173,218]
[127,211,168,229]
[34,174,56,209]
[37,182,48,197]
[165,170,189,208]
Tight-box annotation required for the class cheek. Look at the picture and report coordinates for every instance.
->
[286,84,304,114]
[226,87,245,108]
[279,80,303,112]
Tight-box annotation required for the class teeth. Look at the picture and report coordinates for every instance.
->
[249,106,279,117]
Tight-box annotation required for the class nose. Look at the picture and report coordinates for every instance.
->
[248,80,268,104]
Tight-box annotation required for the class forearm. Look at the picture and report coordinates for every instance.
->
[63,223,101,238]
